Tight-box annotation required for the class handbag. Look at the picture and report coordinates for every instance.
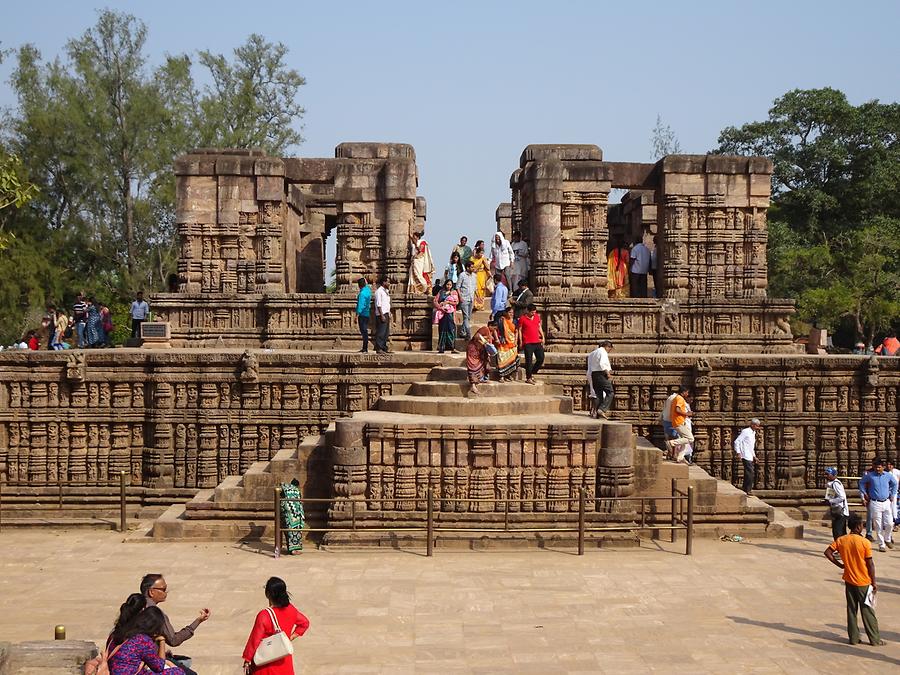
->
[485,276,495,295]
[252,607,294,666]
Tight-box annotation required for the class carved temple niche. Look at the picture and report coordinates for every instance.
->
[514,145,610,297]
[658,154,772,301]
[336,213,380,290]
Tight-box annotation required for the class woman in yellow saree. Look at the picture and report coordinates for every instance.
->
[470,241,490,310]
[493,306,519,381]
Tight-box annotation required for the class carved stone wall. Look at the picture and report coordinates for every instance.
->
[151,294,433,350]
[1,352,896,500]
[159,144,427,345]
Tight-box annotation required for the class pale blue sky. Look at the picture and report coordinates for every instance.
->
[3,1,898,266]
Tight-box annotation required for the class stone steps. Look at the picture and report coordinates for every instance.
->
[346,409,605,428]
[376,394,571,416]
[408,380,544,397]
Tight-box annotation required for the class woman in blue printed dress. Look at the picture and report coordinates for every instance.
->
[108,606,185,674]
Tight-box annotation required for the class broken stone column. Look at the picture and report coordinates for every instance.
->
[597,422,634,498]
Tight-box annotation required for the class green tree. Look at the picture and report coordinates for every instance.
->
[0,152,39,248]
[197,34,306,154]
[716,88,900,346]
[1,10,307,342]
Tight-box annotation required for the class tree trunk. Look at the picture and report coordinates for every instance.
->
[123,170,135,280]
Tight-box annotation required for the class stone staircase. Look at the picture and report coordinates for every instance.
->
[634,437,803,538]
[150,430,331,541]
[431,307,493,351]
[147,364,803,545]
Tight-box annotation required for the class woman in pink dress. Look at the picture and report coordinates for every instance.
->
[242,577,310,675]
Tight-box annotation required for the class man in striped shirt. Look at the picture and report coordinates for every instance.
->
[72,293,87,348]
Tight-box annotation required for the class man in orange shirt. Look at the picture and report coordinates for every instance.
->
[824,513,884,645]
[667,385,694,455]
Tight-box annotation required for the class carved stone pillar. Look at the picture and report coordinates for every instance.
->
[331,420,368,515]
[597,422,634,498]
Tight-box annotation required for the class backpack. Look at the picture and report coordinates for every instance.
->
[83,639,122,675]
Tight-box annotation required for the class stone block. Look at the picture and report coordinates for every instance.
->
[215,156,255,176]
[256,175,284,201]
[335,142,416,160]
[254,158,284,177]
[520,144,602,167]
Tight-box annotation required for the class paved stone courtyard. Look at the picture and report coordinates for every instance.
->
[0,527,898,673]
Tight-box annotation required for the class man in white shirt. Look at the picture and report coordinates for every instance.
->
[509,231,530,291]
[629,239,651,298]
[586,340,614,419]
[887,459,900,529]
[373,277,391,354]
[734,418,762,495]
[490,232,514,286]
[130,291,150,338]
[825,466,849,542]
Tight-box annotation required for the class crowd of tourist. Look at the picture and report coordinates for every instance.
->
[86,573,308,674]
[4,291,150,351]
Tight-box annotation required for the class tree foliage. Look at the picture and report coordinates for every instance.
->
[716,88,900,346]
[0,10,305,343]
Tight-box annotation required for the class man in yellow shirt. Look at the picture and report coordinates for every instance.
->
[824,513,884,645]
[667,385,694,455]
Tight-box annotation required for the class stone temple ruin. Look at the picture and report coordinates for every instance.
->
[0,142,897,548]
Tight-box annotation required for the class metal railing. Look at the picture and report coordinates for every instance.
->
[274,480,694,558]
[0,471,129,532]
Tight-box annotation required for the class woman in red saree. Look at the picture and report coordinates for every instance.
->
[466,325,495,395]
[242,577,309,675]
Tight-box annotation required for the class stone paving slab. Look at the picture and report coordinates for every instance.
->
[0,526,898,673]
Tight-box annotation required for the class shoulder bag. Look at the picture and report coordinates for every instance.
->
[252,607,294,666]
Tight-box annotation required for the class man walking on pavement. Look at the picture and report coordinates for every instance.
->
[860,458,897,552]
[733,418,761,495]
[825,466,849,542]
[824,513,885,646]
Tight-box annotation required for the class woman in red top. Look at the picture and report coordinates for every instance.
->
[242,577,310,674]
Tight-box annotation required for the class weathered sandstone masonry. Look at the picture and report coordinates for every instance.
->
[155,142,793,352]
[500,145,790,352]
[0,351,895,506]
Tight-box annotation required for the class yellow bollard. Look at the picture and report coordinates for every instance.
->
[55,625,66,640]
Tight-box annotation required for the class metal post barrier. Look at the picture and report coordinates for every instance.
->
[426,487,434,557]
[577,488,586,556]
[686,486,694,556]
[350,499,356,531]
[119,472,127,532]
[0,480,3,532]
[671,478,678,543]
[273,487,282,559]
[55,625,66,640]
[58,481,64,509]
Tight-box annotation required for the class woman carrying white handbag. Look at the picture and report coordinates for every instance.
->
[242,577,310,674]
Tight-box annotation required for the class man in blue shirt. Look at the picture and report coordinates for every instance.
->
[490,274,508,321]
[860,458,898,552]
[355,278,372,353]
